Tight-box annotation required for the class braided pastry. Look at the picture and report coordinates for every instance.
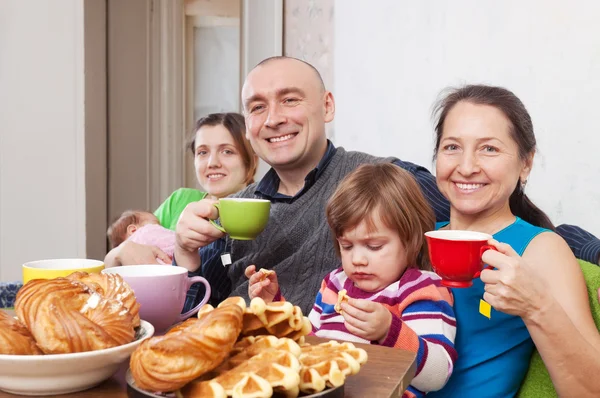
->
[67,271,141,327]
[129,299,245,392]
[0,310,42,355]
[15,277,135,354]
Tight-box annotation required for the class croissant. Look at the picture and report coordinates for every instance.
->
[67,271,141,327]
[129,299,245,392]
[0,310,42,355]
[15,278,135,354]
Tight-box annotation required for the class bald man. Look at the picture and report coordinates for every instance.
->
[174,56,434,312]
[174,56,600,313]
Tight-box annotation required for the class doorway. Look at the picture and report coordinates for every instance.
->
[107,0,282,252]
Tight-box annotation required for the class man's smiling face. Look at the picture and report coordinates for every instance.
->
[241,58,333,173]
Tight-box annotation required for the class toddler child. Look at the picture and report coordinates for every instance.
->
[246,163,457,398]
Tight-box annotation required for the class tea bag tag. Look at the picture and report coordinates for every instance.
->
[479,299,492,319]
[221,252,232,267]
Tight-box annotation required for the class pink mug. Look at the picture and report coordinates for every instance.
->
[102,265,210,332]
[425,230,496,288]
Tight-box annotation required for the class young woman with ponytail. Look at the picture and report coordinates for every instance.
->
[426,85,600,398]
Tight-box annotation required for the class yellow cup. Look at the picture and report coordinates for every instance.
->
[22,259,105,284]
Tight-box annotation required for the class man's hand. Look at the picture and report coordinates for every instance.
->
[341,298,392,342]
[246,265,279,303]
[174,199,226,272]
[175,199,225,253]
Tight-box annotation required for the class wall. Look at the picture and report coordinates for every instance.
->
[107,0,153,223]
[284,0,334,138]
[0,0,106,281]
[334,0,600,233]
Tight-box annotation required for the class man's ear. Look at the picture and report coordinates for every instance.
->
[323,91,335,123]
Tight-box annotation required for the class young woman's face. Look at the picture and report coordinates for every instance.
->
[338,210,409,293]
[435,101,531,220]
[194,124,248,198]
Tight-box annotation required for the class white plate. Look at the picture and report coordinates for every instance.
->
[0,320,154,396]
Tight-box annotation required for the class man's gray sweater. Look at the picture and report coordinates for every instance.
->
[228,147,395,314]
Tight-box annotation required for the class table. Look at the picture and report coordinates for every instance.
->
[0,313,416,398]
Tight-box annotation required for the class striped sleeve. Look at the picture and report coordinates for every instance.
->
[307,279,330,333]
[175,237,232,312]
[556,224,600,265]
[380,281,457,394]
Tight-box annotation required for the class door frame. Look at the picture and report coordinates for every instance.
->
[107,0,283,228]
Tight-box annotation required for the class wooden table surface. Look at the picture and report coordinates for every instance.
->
[0,313,416,398]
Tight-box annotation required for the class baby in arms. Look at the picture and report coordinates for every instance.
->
[107,210,175,263]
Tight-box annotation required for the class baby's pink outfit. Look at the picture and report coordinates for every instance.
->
[128,224,175,264]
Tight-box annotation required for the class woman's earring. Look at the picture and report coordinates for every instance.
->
[520,179,528,192]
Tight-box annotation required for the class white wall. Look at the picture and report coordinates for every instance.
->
[334,0,600,233]
[0,0,97,281]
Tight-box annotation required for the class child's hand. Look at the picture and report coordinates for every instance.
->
[341,298,392,343]
[245,265,279,303]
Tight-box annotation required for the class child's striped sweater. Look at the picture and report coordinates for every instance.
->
[308,267,457,398]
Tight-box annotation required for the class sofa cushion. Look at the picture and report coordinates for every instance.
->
[517,260,600,397]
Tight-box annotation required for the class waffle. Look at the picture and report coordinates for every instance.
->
[182,348,301,398]
[298,340,368,394]
[223,335,302,370]
[258,268,275,281]
[241,297,312,343]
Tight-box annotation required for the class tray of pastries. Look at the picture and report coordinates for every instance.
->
[127,297,367,398]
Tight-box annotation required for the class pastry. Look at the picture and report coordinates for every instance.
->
[67,271,141,327]
[241,297,312,343]
[131,297,367,396]
[298,340,368,394]
[0,310,42,355]
[220,335,301,370]
[129,299,245,392]
[258,268,275,281]
[182,348,301,398]
[334,289,348,314]
[15,278,135,354]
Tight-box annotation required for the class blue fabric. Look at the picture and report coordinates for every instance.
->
[0,282,22,308]
[556,224,600,265]
[177,237,231,314]
[428,217,547,398]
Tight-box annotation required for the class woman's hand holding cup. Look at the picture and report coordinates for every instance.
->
[480,239,550,320]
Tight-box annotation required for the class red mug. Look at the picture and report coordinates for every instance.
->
[425,230,496,288]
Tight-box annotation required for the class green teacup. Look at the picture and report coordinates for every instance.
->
[209,198,271,240]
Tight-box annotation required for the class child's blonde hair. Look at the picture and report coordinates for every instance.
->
[326,163,435,270]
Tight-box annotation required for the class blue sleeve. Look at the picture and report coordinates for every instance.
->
[173,238,233,310]
[392,159,450,222]
[198,238,233,305]
[555,224,600,265]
